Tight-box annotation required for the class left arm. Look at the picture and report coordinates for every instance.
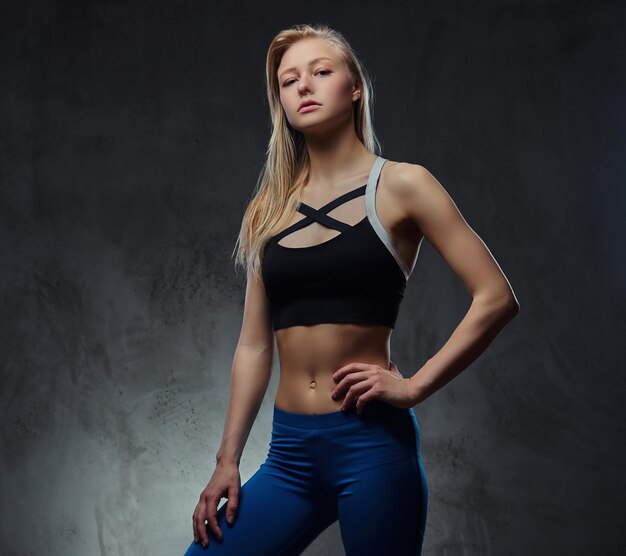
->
[331,163,519,413]
[402,164,520,404]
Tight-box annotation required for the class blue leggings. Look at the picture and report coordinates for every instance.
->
[183,400,428,555]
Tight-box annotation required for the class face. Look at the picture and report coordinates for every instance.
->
[277,38,360,133]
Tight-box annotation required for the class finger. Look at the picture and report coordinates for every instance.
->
[332,362,365,382]
[355,389,376,414]
[192,506,206,544]
[341,381,372,410]
[207,497,223,543]
[226,484,239,525]
[192,509,198,543]
[332,371,369,400]
[335,374,364,401]
[332,363,351,381]
[193,500,209,547]
[192,499,207,542]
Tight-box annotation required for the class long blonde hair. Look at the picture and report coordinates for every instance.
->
[232,23,381,279]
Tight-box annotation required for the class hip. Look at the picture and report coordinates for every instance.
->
[265,399,423,480]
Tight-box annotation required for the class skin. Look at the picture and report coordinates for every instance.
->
[191,37,520,547]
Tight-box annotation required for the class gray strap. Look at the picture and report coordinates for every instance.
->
[365,156,412,280]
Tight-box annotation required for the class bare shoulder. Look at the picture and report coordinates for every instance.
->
[382,160,443,198]
[381,160,452,225]
[382,159,519,308]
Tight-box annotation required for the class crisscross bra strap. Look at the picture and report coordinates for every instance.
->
[273,183,367,243]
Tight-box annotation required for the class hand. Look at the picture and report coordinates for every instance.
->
[331,360,416,414]
[192,461,241,548]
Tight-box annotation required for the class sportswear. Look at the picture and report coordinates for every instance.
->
[261,155,414,331]
[182,400,428,555]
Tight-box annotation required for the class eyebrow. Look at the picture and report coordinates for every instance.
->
[278,57,335,79]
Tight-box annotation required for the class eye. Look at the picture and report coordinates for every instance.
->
[282,69,332,87]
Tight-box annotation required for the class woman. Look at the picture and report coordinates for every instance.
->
[184,23,519,556]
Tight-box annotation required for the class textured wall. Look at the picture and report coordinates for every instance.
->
[1,1,624,555]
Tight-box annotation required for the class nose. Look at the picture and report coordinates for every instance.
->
[296,76,313,94]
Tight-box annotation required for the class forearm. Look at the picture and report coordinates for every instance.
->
[215,344,273,466]
[408,294,519,404]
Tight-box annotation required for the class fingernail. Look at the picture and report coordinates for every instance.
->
[228,515,233,524]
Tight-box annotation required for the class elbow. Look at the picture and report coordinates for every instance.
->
[499,294,520,321]
[475,290,520,320]
[486,295,520,331]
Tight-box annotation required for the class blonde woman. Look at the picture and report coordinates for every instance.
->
[184,23,519,556]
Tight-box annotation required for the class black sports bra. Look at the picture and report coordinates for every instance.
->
[261,156,414,331]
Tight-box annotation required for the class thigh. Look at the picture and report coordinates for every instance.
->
[330,407,428,556]
[337,455,427,556]
[183,443,337,556]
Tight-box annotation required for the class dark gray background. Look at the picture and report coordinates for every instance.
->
[1,1,624,555]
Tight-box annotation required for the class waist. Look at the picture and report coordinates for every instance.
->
[275,331,392,414]
[272,399,411,428]
[276,323,391,370]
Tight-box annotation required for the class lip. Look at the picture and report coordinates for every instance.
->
[298,100,321,112]
[299,104,321,113]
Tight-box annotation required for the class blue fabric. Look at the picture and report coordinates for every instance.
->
[183,400,428,555]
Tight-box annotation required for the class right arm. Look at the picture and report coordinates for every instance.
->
[192,264,274,548]
[216,266,275,466]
